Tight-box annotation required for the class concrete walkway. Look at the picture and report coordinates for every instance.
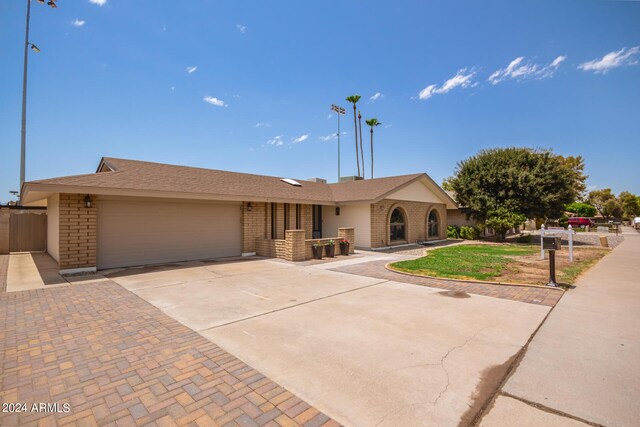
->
[480,228,640,426]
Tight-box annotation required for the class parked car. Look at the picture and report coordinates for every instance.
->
[633,217,640,230]
[568,217,595,228]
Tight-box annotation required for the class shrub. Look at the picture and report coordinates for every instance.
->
[484,207,527,241]
[459,226,481,240]
[447,225,461,239]
[515,234,533,243]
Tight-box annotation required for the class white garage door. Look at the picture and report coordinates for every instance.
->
[97,197,241,269]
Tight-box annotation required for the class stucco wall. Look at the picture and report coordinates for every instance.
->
[47,194,60,262]
[322,204,371,248]
[386,180,443,204]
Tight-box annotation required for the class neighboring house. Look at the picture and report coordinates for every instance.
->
[21,158,456,273]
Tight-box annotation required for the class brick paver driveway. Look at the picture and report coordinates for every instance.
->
[0,255,335,427]
[331,260,563,307]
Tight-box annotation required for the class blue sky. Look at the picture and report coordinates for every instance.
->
[1,0,639,203]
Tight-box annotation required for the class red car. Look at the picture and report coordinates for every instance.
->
[568,217,594,228]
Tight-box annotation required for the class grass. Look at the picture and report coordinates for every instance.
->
[390,244,538,281]
[389,243,609,285]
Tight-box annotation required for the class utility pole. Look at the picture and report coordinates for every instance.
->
[330,104,346,182]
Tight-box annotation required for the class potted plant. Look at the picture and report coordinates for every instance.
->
[325,240,335,258]
[312,241,324,260]
[339,239,350,256]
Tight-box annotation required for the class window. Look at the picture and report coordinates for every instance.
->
[295,204,301,229]
[428,210,439,238]
[390,208,406,242]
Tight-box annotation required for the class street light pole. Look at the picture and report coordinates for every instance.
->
[19,0,57,190]
[20,0,32,189]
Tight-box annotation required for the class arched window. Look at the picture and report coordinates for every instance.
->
[428,209,439,238]
[390,208,406,242]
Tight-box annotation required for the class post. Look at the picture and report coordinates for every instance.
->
[568,224,573,262]
[546,249,558,287]
[540,224,545,260]
[20,0,32,188]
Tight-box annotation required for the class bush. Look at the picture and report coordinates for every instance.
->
[484,207,527,241]
[515,234,533,243]
[459,226,481,240]
[447,225,461,239]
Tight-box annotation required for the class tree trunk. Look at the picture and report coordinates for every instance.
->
[370,128,374,179]
[358,112,365,178]
[353,104,359,177]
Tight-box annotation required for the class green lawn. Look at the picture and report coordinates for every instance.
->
[390,244,538,281]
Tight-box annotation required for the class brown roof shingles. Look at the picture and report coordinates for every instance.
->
[25,157,431,204]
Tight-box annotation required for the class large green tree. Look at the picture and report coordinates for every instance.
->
[619,191,640,217]
[587,189,621,220]
[446,147,584,221]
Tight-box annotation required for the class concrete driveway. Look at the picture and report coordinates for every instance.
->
[107,256,550,427]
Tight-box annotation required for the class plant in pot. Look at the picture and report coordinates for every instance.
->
[325,240,335,258]
[339,239,350,255]
[311,241,324,260]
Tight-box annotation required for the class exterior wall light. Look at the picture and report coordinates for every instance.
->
[84,195,92,208]
[247,202,253,211]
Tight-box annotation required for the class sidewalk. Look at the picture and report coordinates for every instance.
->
[480,228,640,426]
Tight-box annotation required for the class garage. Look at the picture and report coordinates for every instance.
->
[97,197,241,269]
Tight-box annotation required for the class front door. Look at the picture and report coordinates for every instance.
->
[312,205,322,238]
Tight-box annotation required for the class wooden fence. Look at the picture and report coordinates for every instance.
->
[9,210,47,252]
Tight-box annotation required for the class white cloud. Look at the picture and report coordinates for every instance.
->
[418,68,476,100]
[319,133,337,141]
[489,55,567,84]
[578,46,640,74]
[327,114,333,119]
[89,0,106,6]
[370,92,384,101]
[267,135,284,146]
[254,122,271,128]
[186,66,197,74]
[73,19,85,27]
[203,96,227,107]
[236,24,246,34]
[292,134,309,143]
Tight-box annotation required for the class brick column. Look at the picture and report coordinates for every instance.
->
[59,193,97,273]
[285,230,306,261]
[338,227,355,254]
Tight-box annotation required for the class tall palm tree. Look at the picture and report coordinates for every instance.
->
[358,110,365,178]
[346,95,361,177]
[365,118,381,179]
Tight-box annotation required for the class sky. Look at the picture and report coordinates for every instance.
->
[1,0,639,204]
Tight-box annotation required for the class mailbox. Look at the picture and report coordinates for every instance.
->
[542,236,561,250]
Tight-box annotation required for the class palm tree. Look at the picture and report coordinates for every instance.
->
[365,118,381,179]
[358,110,365,178]
[346,95,361,177]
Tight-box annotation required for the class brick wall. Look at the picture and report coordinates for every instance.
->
[59,193,97,271]
[244,203,313,253]
[370,199,447,248]
[241,202,267,253]
[338,227,355,254]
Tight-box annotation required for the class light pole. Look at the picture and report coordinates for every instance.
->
[331,104,346,182]
[20,0,57,189]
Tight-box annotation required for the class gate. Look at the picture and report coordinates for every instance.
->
[9,210,47,252]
